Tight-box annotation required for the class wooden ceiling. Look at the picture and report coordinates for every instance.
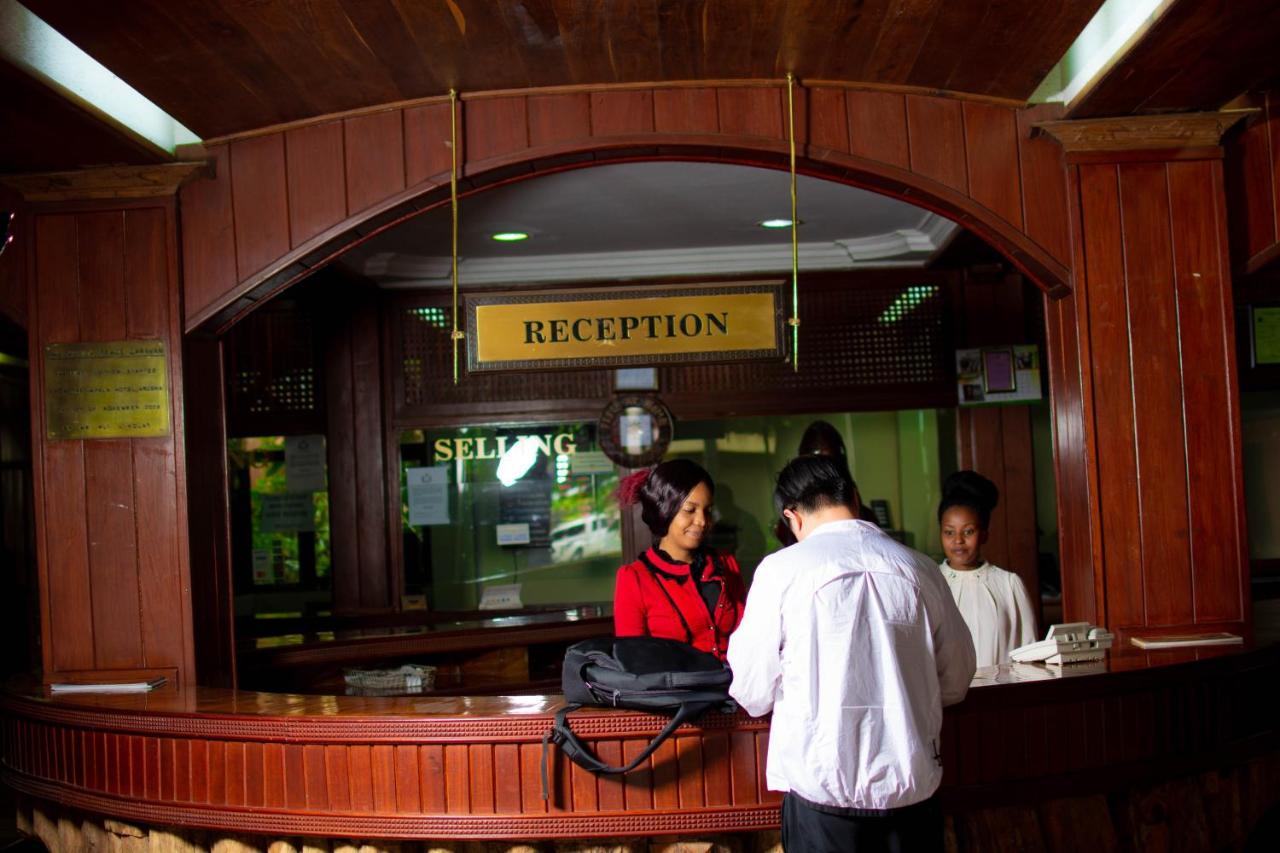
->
[22,0,1104,140]
[0,59,165,172]
[1070,0,1280,118]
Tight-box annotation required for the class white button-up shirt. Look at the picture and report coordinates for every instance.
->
[727,519,976,810]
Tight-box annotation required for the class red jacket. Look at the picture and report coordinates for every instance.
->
[613,547,745,660]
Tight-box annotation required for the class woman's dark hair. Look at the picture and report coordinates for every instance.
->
[619,459,714,538]
[798,420,846,458]
[773,455,858,517]
[938,470,1000,528]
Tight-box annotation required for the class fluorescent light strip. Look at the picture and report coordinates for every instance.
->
[1032,0,1173,108]
[0,0,199,155]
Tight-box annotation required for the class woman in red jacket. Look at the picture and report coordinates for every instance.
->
[613,459,745,660]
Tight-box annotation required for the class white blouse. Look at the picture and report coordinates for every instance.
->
[939,561,1038,668]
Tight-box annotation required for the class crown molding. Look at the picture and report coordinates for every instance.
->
[0,161,211,201]
[366,214,957,288]
[1032,110,1253,153]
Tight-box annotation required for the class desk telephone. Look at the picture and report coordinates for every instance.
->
[1010,622,1114,665]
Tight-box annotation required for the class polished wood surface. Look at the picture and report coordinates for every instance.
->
[179,84,1074,334]
[1045,145,1249,643]
[1069,0,1280,119]
[1226,90,1280,275]
[1033,111,1248,153]
[26,199,196,686]
[0,163,208,203]
[2,643,1274,841]
[23,1,1104,139]
[322,289,394,613]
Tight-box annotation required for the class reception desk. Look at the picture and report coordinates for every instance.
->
[2,644,1279,849]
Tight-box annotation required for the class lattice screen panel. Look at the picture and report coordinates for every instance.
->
[225,307,322,436]
[660,281,949,396]
[394,278,952,422]
[398,305,611,411]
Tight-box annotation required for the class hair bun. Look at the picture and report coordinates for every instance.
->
[942,470,999,513]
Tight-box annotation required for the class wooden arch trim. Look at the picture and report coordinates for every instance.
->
[179,85,1073,334]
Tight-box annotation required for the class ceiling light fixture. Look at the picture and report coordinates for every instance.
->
[758,218,799,229]
[491,231,529,242]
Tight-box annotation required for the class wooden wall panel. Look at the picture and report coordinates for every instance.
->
[179,145,236,327]
[403,102,459,188]
[285,121,346,245]
[716,88,782,140]
[1016,104,1072,267]
[1117,163,1192,627]
[1078,164,1143,630]
[589,90,654,137]
[1168,161,1245,625]
[343,111,406,216]
[181,85,1075,332]
[229,135,290,281]
[1225,91,1280,273]
[964,103,1023,228]
[27,201,194,684]
[1056,150,1248,641]
[464,97,528,164]
[846,90,910,169]
[324,293,392,612]
[807,87,849,154]
[653,87,719,134]
[906,95,968,193]
[528,93,591,146]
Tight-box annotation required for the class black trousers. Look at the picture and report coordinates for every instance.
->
[781,792,943,853]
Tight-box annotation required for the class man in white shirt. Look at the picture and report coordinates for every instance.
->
[727,456,976,852]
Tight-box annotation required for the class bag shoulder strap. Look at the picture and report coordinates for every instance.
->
[638,552,694,644]
[541,702,707,800]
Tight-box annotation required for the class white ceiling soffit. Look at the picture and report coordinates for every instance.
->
[343,162,958,288]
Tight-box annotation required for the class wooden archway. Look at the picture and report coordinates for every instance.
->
[179,83,1072,334]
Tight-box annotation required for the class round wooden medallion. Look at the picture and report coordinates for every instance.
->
[597,395,673,468]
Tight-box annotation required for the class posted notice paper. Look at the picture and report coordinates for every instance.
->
[407,466,450,526]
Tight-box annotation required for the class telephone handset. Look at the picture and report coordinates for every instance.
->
[1010,622,1114,665]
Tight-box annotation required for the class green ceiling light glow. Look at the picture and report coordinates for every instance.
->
[878,284,939,325]
[1030,0,1173,108]
[491,232,530,242]
[759,218,797,229]
[0,0,200,155]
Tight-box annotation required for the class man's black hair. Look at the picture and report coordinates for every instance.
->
[773,455,859,516]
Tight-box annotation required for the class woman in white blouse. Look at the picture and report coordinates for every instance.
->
[937,471,1037,668]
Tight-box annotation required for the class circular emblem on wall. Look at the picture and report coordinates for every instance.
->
[597,394,673,469]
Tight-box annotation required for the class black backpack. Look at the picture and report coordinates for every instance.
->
[540,636,734,798]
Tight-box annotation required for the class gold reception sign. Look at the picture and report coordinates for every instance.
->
[465,281,786,372]
[44,340,170,440]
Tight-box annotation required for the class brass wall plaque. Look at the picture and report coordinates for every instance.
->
[464,281,786,372]
[44,340,170,440]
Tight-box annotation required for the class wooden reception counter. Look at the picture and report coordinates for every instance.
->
[2,644,1279,848]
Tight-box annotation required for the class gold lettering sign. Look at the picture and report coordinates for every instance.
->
[44,340,170,440]
[464,281,786,372]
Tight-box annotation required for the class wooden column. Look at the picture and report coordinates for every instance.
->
[1039,114,1251,644]
[323,289,394,613]
[2,164,206,685]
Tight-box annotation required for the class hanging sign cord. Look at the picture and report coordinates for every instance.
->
[786,73,800,372]
[449,88,464,384]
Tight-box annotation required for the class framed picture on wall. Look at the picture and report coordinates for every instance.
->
[982,348,1017,393]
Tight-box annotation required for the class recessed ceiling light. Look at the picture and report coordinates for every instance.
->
[758,218,800,229]
[491,231,529,242]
